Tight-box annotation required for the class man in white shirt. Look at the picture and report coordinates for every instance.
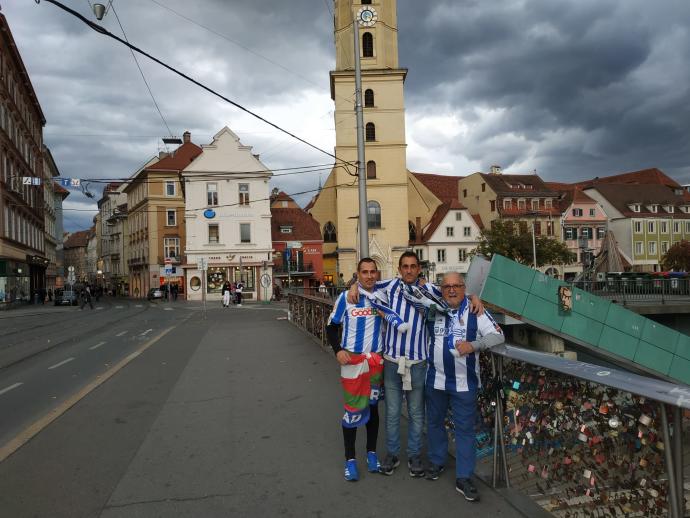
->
[425,272,504,501]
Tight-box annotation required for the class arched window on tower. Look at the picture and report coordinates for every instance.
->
[323,221,337,242]
[362,32,374,58]
[364,89,374,107]
[409,221,417,243]
[362,0,372,4]
[367,201,381,229]
[366,160,376,179]
[365,122,376,141]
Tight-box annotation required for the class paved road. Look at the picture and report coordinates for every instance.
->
[0,301,526,518]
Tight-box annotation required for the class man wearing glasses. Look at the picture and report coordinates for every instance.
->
[348,252,483,478]
[425,272,504,501]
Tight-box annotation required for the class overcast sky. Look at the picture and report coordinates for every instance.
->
[5,0,690,231]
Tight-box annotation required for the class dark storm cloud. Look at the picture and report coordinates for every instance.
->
[400,0,690,182]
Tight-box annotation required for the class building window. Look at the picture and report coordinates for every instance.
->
[490,200,496,212]
[207,183,218,206]
[208,224,219,244]
[649,241,657,255]
[519,221,528,234]
[415,248,424,261]
[544,199,552,208]
[362,32,374,57]
[463,226,471,237]
[239,183,249,205]
[367,200,381,229]
[455,212,462,221]
[564,227,576,240]
[364,89,374,107]
[634,221,642,233]
[686,222,690,234]
[581,227,592,239]
[166,209,176,226]
[534,221,542,236]
[409,221,417,242]
[572,208,583,217]
[164,237,180,260]
[446,226,454,237]
[481,183,486,192]
[674,221,680,233]
[437,249,446,263]
[650,205,658,213]
[240,223,251,243]
[503,199,512,209]
[597,227,606,239]
[648,221,655,233]
[365,122,376,141]
[362,0,371,4]
[366,160,376,179]
[462,189,467,198]
[165,181,175,196]
[632,204,641,212]
[280,226,292,234]
[281,201,288,207]
[546,221,554,236]
[458,248,467,262]
[323,222,337,242]
[589,208,595,217]
[662,241,669,254]
[518,199,526,210]
[661,221,668,233]
[531,199,539,210]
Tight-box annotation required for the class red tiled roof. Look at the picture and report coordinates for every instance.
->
[63,229,92,249]
[482,173,558,196]
[420,201,467,242]
[576,168,680,189]
[412,172,462,203]
[53,182,70,197]
[271,208,323,241]
[472,214,484,230]
[573,190,596,203]
[147,142,203,171]
[274,191,294,202]
[585,183,690,218]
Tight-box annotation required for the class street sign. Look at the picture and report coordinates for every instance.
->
[165,265,173,276]
[287,241,302,249]
[260,273,271,288]
[197,258,208,271]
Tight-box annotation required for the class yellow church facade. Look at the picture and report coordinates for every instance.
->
[308,0,443,279]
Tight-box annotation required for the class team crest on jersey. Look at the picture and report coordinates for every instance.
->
[350,307,379,317]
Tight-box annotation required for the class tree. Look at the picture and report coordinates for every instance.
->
[475,220,575,267]
[661,240,690,271]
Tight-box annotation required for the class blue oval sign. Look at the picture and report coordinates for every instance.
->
[203,209,216,219]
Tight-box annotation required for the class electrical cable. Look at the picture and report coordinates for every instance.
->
[36,0,357,177]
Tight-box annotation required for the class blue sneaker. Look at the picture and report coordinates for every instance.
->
[344,459,359,481]
[367,451,381,473]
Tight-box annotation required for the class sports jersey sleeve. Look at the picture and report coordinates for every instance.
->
[328,293,348,325]
[424,282,442,298]
[472,310,505,351]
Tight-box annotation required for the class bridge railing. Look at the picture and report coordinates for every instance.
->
[288,292,690,518]
[574,278,690,305]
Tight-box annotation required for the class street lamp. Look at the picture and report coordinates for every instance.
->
[92,2,110,20]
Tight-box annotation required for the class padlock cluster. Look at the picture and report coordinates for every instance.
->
[444,355,686,517]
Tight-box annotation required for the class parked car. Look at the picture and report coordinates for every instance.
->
[147,286,168,301]
[55,288,79,306]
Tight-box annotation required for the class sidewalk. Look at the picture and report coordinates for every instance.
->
[97,305,527,517]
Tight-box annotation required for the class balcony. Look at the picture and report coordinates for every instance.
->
[273,261,314,276]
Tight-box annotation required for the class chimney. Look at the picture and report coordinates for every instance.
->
[490,165,502,175]
[183,131,191,144]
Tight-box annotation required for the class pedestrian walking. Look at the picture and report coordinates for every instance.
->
[235,281,244,306]
[172,284,178,301]
[80,286,94,310]
[222,281,231,307]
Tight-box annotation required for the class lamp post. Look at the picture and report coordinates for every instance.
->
[353,8,369,259]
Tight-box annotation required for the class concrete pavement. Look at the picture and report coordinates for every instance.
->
[0,302,526,517]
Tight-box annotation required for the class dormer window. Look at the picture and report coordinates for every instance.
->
[649,204,658,213]
[503,199,512,209]
[280,226,292,234]
[631,204,641,213]
[666,205,675,213]
[544,199,552,208]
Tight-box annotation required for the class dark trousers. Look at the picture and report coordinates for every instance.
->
[342,404,379,460]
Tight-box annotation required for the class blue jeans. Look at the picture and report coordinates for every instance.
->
[426,386,477,479]
[383,359,426,458]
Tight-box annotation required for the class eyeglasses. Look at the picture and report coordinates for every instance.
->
[441,284,465,290]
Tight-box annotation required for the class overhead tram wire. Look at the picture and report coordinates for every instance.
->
[36,0,357,177]
[49,178,358,215]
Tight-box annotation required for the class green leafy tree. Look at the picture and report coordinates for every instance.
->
[661,240,690,271]
[475,220,575,267]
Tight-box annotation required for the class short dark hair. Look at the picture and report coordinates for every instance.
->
[398,250,420,267]
[357,257,378,272]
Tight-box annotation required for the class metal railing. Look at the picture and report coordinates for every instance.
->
[288,292,690,517]
[574,278,690,305]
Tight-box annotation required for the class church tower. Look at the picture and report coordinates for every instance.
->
[309,0,410,279]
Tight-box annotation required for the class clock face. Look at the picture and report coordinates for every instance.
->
[357,7,378,27]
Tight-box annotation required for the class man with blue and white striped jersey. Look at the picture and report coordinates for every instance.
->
[425,272,504,502]
[348,251,483,478]
[327,258,408,482]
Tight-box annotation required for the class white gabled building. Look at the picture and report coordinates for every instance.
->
[182,127,273,302]
[412,200,482,283]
